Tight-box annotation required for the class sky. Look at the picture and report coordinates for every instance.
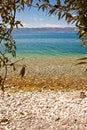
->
[16,0,75,28]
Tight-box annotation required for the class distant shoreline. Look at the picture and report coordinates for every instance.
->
[12,27,77,34]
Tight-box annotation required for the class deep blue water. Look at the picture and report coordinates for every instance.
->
[13,32,87,57]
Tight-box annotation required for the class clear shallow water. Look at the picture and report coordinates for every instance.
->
[13,33,87,58]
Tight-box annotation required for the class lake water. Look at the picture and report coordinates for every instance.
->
[13,32,87,58]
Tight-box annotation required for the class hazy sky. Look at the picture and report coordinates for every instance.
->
[16,0,75,28]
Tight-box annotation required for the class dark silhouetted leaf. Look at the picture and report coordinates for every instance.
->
[77,57,87,60]
[19,65,25,77]
[76,62,87,65]
[13,65,16,71]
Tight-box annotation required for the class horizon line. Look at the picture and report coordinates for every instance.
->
[13,27,76,29]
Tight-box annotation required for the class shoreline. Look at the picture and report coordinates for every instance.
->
[15,53,87,59]
[3,55,87,92]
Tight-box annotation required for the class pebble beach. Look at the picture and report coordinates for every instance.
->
[0,90,87,130]
[0,56,87,130]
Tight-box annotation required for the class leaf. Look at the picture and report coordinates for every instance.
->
[49,8,56,15]
[12,50,16,57]
[13,44,16,50]
[19,65,25,77]
[36,3,39,6]
[23,0,28,2]
[77,57,87,60]
[0,76,2,85]
[57,0,61,7]
[75,62,87,65]
[39,4,47,11]
[20,23,23,27]
[13,65,16,71]
[58,11,62,19]
[61,13,66,18]
[5,43,9,48]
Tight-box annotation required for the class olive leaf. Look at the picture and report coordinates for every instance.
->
[76,62,87,65]
[19,65,26,77]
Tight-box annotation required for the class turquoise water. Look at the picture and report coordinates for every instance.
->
[13,32,87,57]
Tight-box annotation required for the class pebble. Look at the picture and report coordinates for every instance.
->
[0,90,87,130]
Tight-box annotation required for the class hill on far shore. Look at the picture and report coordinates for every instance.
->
[13,27,77,34]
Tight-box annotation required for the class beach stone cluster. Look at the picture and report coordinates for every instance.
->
[0,90,87,130]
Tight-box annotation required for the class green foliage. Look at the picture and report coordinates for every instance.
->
[0,0,33,93]
[38,0,87,45]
